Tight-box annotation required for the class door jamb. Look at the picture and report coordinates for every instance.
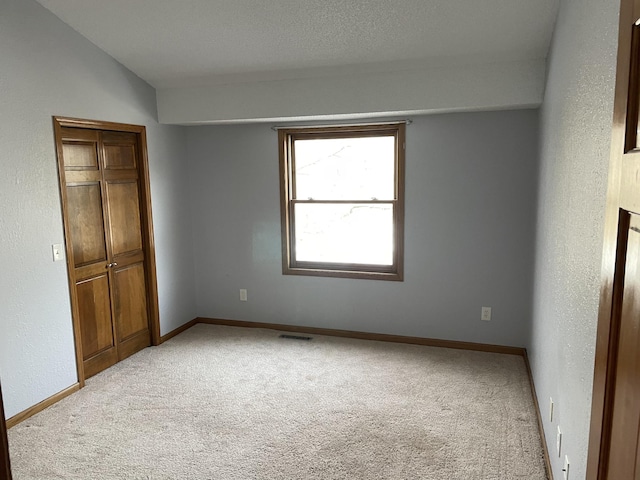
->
[0,381,11,480]
[52,116,161,387]
[586,0,636,477]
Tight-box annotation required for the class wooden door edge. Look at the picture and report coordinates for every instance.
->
[585,0,633,477]
[137,127,161,346]
[52,117,86,388]
[0,382,11,480]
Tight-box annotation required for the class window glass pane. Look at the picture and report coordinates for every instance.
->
[294,136,395,200]
[294,203,393,265]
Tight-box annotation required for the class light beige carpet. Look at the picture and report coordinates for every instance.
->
[8,324,547,479]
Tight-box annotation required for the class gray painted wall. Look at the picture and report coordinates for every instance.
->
[0,0,196,418]
[2,6,622,478]
[187,110,539,346]
[529,0,619,477]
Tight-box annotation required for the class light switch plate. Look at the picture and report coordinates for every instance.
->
[52,243,64,262]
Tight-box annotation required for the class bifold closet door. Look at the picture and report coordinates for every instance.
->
[60,127,151,379]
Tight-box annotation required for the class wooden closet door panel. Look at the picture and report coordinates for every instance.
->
[76,275,114,360]
[63,142,99,169]
[105,181,143,257]
[607,215,640,479]
[66,183,107,267]
[103,141,137,170]
[113,263,149,342]
[59,127,119,379]
[54,118,159,383]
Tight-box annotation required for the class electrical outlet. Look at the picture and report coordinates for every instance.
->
[481,307,492,321]
[239,289,248,302]
[557,426,562,457]
[563,455,570,480]
[549,397,554,423]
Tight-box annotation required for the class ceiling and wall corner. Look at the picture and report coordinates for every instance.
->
[157,59,545,125]
[34,0,560,124]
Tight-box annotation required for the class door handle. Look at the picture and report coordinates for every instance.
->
[106,262,118,268]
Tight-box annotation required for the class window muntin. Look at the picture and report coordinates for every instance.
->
[279,123,405,281]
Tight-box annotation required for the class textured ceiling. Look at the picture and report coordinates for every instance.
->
[36,0,559,88]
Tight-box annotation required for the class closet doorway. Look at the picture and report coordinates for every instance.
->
[54,117,160,384]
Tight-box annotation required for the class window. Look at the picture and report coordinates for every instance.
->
[278,123,405,281]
